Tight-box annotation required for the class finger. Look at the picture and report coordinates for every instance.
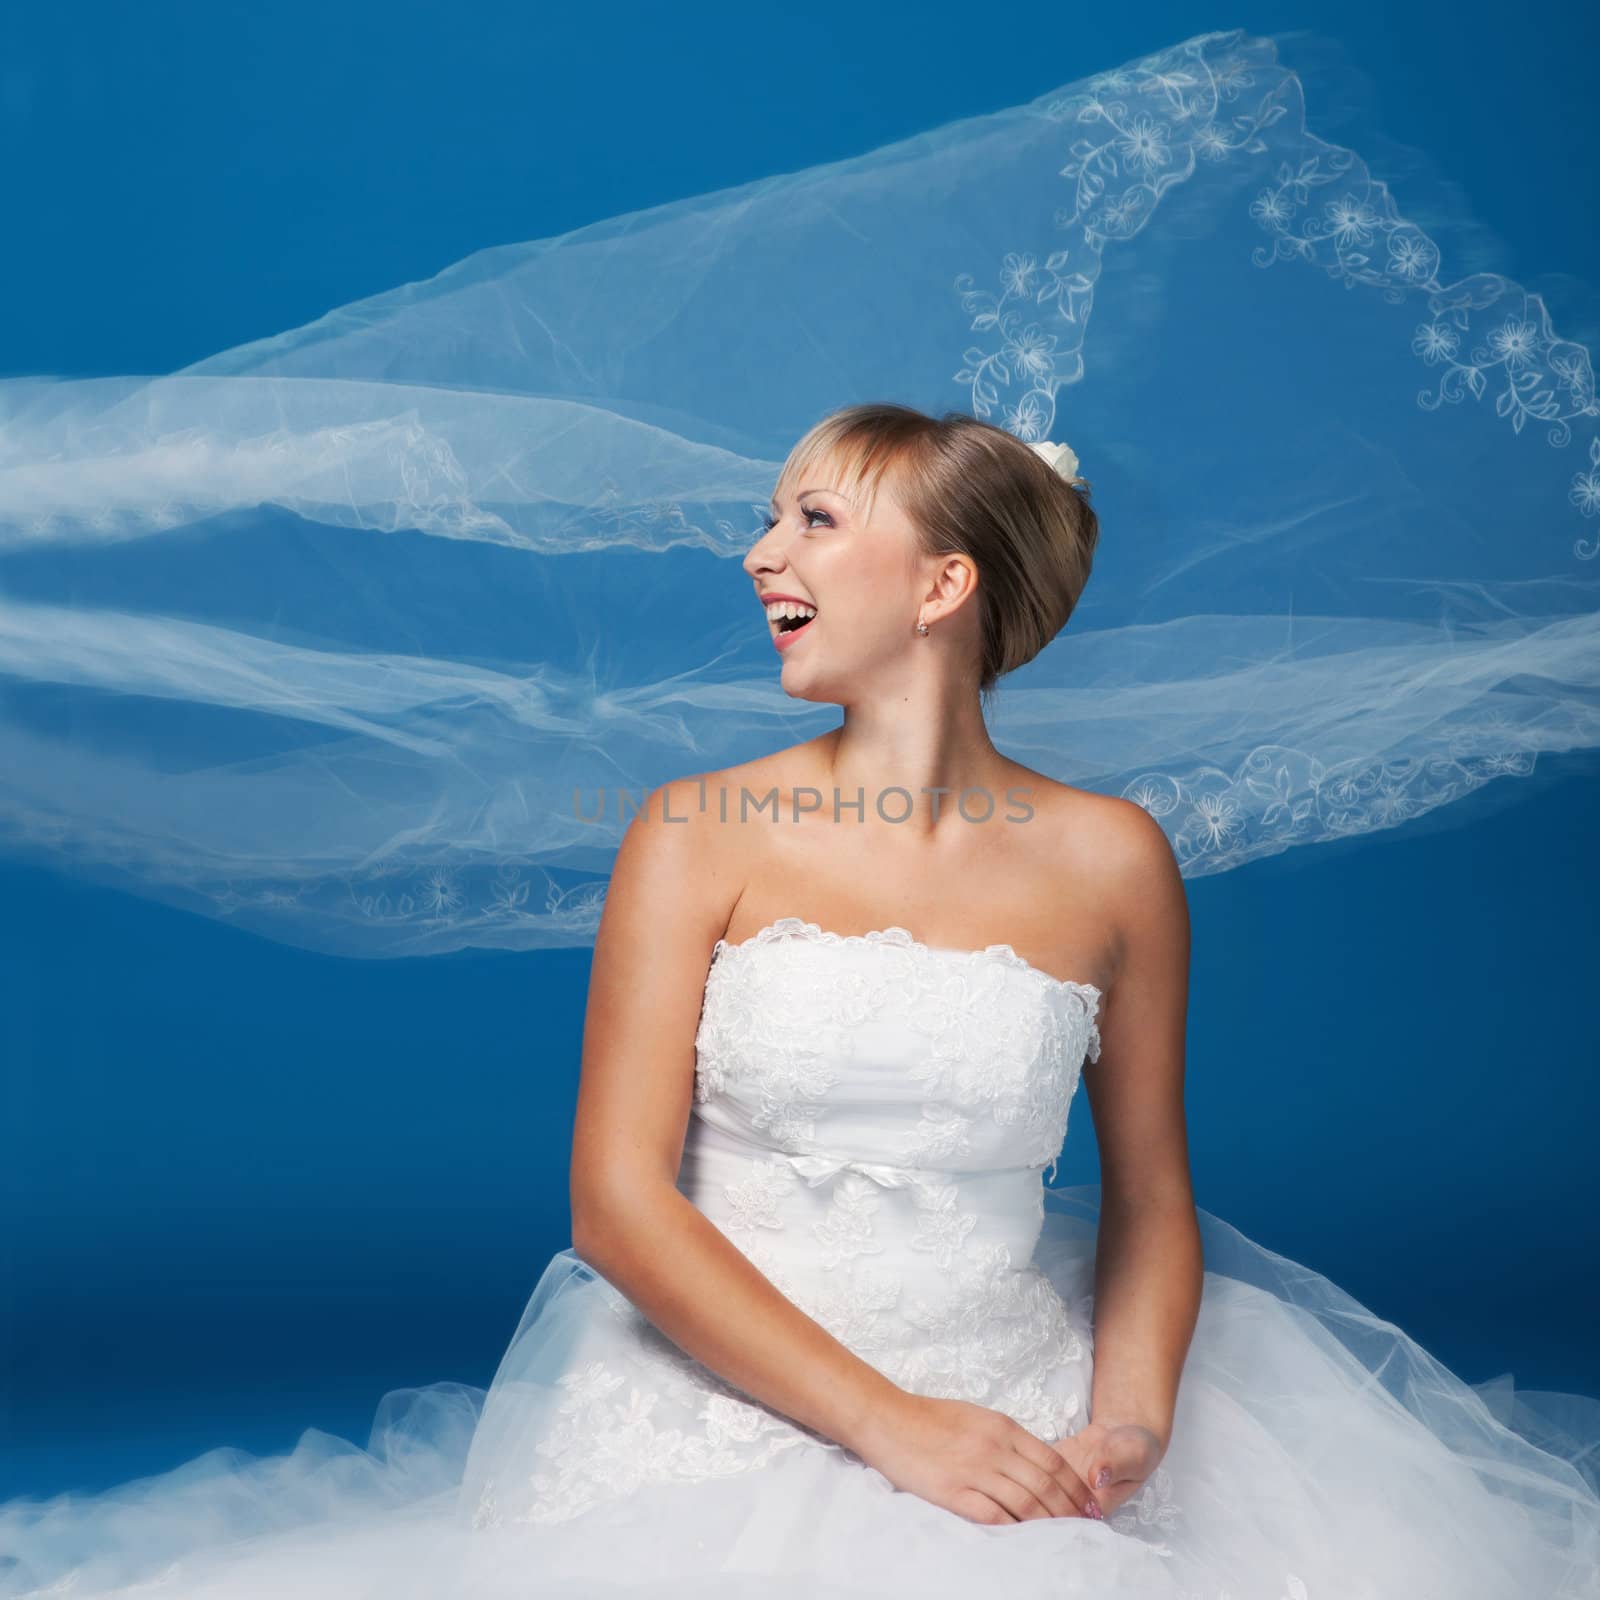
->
[1091,1432,1156,1496]
[992,1452,1077,1520]
[1008,1431,1070,1479]
[980,1468,1055,1523]
[960,1478,1024,1529]
[989,1460,1096,1523]
[951,1487,1018,1526]
[979,1465,1081,1523]
[1009,1433,1099,1517]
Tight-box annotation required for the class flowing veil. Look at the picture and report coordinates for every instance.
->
[1,25,1595,961]
[3,24,1600,1596]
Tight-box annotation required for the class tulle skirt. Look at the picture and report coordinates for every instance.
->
[3,1186,1597,1599]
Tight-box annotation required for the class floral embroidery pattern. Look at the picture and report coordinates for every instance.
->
[897,1240,1085,1429]
[954,33,1598,882]
[901,1100,975,1165]
[720,1154,800,1234]
[472,1351,812,1529]
[953,28,1597,558]
[908,1181,980,1271]
[812,1172,887,1268]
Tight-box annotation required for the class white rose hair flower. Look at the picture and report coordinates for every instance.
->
[1027,438,1083,485]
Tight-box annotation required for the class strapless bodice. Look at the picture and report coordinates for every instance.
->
[689,915,1102,1175]
[670,917,1105,1441]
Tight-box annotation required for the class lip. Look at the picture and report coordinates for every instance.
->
[759,592,818,654]
[772,612,815,653]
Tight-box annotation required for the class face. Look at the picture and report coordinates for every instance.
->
[741,450,973,704]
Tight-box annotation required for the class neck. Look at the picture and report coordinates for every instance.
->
[818,695,1008,841]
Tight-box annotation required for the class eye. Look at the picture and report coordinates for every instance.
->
[761,504,833,532]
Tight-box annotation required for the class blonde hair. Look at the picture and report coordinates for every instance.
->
[772,403,1099,709]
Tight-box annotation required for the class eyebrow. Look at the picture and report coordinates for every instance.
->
[768,486,847,510]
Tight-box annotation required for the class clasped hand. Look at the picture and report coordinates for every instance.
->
[852,1392,1165,1526]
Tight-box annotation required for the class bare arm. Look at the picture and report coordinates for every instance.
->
[568,778,902,1453]
[1081,799,1203,1453]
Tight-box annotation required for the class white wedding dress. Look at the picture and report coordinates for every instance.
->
[4,917,1598,1598]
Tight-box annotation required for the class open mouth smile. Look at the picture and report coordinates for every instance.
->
[764,599,817,650]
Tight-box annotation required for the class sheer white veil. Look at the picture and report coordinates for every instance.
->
[0,26,1595,957]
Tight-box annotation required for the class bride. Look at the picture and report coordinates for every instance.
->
[451,406,1600,1598]
[7,405,1596,1600]
[4,25,1600,1599]
[560,405,1179,1533]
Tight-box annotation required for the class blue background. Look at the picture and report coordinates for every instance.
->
[2,0,1596,1499]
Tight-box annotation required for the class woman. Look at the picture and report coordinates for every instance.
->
[448,405,1600,1597]
[6,408,1598,1599]
[3,25,1599,1600]
[556,404,1182,1536]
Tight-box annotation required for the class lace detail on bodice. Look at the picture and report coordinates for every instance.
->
[709,918,1103,1053]
[693,917,1102,1173]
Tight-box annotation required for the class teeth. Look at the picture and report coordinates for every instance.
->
[765,601,817,623]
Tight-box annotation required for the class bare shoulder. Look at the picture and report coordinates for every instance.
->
[608,741,815,946]
[1061,786,1180,901]
[1005,761,1166,868]
[1003,767,1184,973]
[1074,789,1179,887]
[609,767,744,945]
[1067,791,1186,988]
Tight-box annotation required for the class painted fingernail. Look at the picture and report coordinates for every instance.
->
[1086,1499,1103,1520]
[1094,1467,1110,1489]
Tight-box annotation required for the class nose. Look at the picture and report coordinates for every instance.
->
[742,518,789,582]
